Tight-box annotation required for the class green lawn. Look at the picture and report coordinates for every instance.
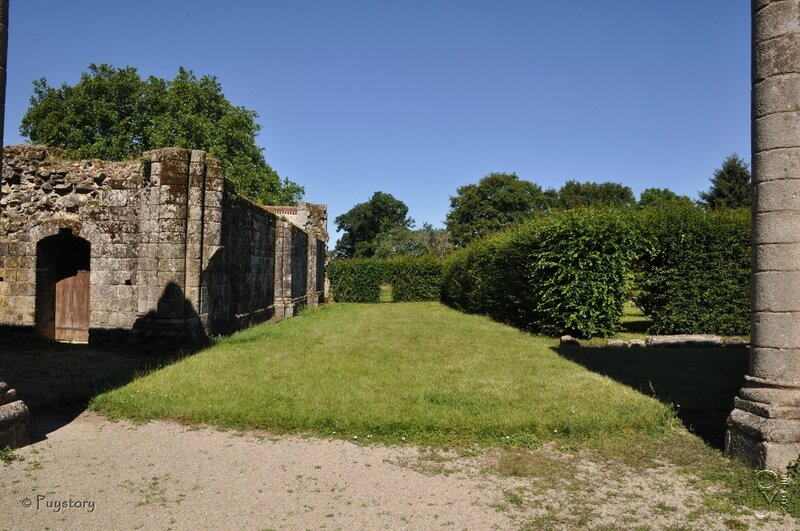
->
[91,302,674,448]
[89,301,800,517]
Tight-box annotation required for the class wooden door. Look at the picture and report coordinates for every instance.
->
[55,270,90,343]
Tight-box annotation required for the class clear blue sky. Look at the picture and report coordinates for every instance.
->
[5,1,750,242]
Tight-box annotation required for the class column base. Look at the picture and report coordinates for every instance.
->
[306,290,320,308]
[726,380,800,471]
[274,299,294,319]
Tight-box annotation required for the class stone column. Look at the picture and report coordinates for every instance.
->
[306,235,320,308]
[274,220,294,318]
[185,150,206,314]
[153,148,190,317]
[198,158,224,323]
[726,0,800,471]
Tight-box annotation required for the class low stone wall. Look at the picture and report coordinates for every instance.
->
[559,334,748,349]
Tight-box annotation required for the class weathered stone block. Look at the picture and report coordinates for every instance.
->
[157,200,187,220]
[204,207,222,223]
[157,243,188,260]
[754,74,800,119]
[754,113,800,152]
[753,147,800,182]
[754,241,800,273]
[157,258,186,275]
[754,211,800,244]
[0,399,29,449]
[754,178,800,213]
[753,0,800,43]
[158,230,186,244]
[754,271,800,312]
[752,313,800,351]
[750,346,800,383]
[754,33,800,82]
[727,407,800,471]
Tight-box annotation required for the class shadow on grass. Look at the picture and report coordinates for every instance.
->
[554,344,749,450]
[0,327,199,443]
[620,318,651,335]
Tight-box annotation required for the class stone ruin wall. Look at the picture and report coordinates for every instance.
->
[0,145,328,343]
[266,203,328,307]
[0,145,144,330]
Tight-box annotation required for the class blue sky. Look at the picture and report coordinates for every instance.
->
[5,1,750,242]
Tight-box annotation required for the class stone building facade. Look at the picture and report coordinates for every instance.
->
[0,145,327,343]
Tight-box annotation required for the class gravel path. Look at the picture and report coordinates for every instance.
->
[2,412,515,530]
[1,411,796,531]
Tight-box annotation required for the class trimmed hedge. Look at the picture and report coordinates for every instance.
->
[329,207,751,337]
[328,259,387,303]
[388,256,443,301]
[635,206,750,335]
[328,256,442,303]
[442,209,640,337]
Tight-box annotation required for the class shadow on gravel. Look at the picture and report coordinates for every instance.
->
[0,328,197,443]
[554,344,749,450]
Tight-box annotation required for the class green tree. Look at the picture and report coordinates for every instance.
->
[698,154,751,209]
[638,188,695,209]
[334,192,413,259]
[20,63,303,205]
[373,223,453,258]
[555,180,636,209]
[445,172,552,248]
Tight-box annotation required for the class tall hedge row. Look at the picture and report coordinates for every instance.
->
[327,259,387,303]
[388,256,443,301]
[328,206,751,337]
[327,256,442,303]
[635,206,750,335]
[442,209,640,337]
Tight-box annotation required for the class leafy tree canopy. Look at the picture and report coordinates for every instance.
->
[334,192,413,259]
[373,223,454,258]
[445,172,552,248]
[20,63,303,205]
[554,180,636,209]
[638,187,695,209]
[698,153,751,209]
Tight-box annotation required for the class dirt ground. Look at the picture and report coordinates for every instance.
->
[0,333,797,530]
[2,412,797,530]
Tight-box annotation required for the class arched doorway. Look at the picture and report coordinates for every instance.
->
[35,230,91,342]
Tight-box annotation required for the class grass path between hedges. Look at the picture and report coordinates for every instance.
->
[90,302,800,519]
[91,302,674,446]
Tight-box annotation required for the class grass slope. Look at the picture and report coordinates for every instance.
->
[90,301,800,518]
[91,302,674,448]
